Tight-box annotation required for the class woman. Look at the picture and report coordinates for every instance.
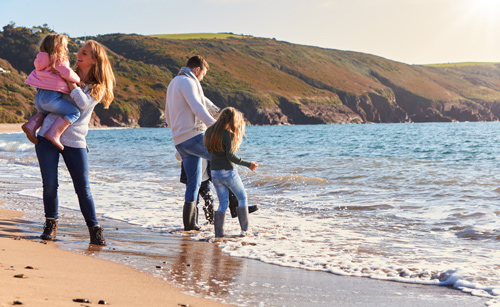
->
[35,40,115,245]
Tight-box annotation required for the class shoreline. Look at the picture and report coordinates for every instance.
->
[0,201,491,307]
[0,123,137,134]
[0,124,23,133]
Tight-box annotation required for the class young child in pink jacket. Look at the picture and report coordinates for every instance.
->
[22,33,81,150]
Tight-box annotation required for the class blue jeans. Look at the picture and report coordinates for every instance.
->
[35,89,80,124]
[35,136,98,227]
[211,169,247,212]
[175,133,212,203]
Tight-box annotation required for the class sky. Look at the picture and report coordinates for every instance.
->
[1,0,500,65]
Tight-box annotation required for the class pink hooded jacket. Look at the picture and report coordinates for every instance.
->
[24,52,80,94]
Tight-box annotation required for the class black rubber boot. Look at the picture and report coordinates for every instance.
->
[229,193,258,217]
[249,205,258,214]
[183,201,201,231]
[214,211,225,238]
[40,218,58,240]
[236,206,249,235]
[88,225,107,245]
[229,190,238,218]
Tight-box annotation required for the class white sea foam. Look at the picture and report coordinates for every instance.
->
[0,140,33,152]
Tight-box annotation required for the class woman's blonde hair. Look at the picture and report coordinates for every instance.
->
[39,33,68,70]
[76,40,115,108]
[204,107,246,153]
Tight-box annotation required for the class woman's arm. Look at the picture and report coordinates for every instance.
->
[68,85,97,110]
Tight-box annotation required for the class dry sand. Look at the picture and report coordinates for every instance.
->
[0,124,23,133]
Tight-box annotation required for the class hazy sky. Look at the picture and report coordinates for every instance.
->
[2,0,500,64]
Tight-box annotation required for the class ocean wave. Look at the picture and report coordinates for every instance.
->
[252,174,329,189]
[455,226,500,241]
[337,204,394,211]
[0,140,33,152]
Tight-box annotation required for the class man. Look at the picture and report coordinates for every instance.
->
[165,55,219,231]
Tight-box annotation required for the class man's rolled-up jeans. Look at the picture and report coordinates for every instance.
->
[175,133,211,203]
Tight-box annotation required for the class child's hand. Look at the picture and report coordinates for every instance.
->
[249,161,258,171]
[66,81,78,92]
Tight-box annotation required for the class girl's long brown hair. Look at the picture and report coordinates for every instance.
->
[204,107,246,153]
[39,33,68,70]
[76,40,115,108]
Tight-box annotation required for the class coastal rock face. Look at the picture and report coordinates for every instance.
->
[2,25,500,126]
[138,101,166,127]
[245,102,363,125]
[278,99,364,124]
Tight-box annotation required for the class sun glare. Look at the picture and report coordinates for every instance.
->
[461,0,500,34]
[470,0,500,18]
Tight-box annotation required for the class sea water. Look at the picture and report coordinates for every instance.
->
[1,122,499,301]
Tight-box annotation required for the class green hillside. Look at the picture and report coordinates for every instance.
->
[1,24,500,126]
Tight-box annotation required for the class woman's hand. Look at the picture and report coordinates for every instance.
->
[249,161,258,171]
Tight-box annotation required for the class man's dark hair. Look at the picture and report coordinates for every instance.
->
[186,55,209,70]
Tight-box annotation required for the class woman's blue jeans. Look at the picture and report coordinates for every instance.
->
[175,133,212,203]
[35,136,98,227]
[211,169,247,212]
[35,89,80,124]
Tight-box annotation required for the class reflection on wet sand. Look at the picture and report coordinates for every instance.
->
[170,239,243,298]
[21,217,244,302]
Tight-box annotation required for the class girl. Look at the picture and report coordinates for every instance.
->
[204,107,258,237]
[35,40,115,245]
[23,33,81,151]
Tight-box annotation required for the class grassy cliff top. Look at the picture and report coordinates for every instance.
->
[423,62,500,67]
[149,33,247,40]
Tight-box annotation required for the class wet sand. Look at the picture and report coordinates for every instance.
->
[0,201,490,307]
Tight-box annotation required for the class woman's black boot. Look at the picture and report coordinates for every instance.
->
[40,218,58,240]
[88,225,107,245]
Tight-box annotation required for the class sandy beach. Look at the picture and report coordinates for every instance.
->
[0,124,23,133]
[0,206,230,307]
[0,123,493,306]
